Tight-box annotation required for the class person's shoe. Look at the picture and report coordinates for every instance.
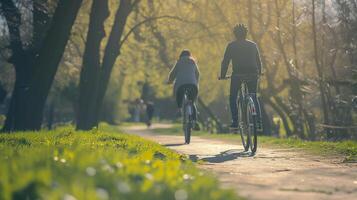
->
[193,122,201,131]
[146,121,152,128]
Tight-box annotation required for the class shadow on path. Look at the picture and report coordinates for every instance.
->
[164,143,186,147]
[192,149,254,163]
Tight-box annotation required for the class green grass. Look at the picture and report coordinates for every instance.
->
[259,137,357,162]
[0,126,239,200]
[150,124,357,163]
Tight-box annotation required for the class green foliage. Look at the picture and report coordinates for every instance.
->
[0,127,239,200]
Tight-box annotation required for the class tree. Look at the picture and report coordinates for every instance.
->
[1,0,83,132]
[0,82,6,104]
[77,0,140,130]
[335,0,357,93]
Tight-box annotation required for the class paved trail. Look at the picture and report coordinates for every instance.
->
[124,124,357,200]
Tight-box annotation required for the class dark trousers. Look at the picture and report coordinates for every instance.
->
[230,76,261,123]
[146,107,154,121]
[176,84,198,120]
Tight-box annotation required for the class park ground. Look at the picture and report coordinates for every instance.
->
[1,123,356,200]
[0,126,239,200]
[124,123,357,200]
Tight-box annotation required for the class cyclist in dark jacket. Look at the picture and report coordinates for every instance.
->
[220,24,262,129]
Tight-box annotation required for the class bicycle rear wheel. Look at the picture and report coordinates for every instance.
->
[183,104,192,144]
[246,97,258,154]
[238,98,250,151]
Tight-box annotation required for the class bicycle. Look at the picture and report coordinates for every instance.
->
[182,88,195,144]
[219,75,259,154]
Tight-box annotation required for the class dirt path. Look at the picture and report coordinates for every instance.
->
[124,124,357,200]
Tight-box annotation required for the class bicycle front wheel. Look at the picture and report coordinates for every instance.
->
[238,98,250,151]
[246,97,258,154]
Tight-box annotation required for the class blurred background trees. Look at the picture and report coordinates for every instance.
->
[0,0,356,140]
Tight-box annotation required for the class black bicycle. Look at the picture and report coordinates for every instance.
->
[182,89,194,144]
[219,75,259,154]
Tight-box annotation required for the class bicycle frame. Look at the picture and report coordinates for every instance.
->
[183,93,193,117]
[239,81,258,116]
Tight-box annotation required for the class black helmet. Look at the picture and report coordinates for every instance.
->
[233,24,248,39]
[179,49,191,58]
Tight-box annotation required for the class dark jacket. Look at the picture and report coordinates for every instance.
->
[221,39,262,77]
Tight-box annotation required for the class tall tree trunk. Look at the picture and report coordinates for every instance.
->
[77,0,138,130]
[2,0,83,131]
[292,0,313,138]
[1,0,31,132]
[335,0,357,135]
[77,0,110,130]
[33,0,51,50]
[24,0,84,130]
[0,82,6,104]
[273,0,305,138]
[93,0,134,127]
[312,0,330,136]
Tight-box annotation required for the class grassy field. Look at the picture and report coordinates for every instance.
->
[150,124,357,163]
[0,126,239,200]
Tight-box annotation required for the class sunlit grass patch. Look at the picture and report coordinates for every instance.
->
[259,137,357,162]
[0,127,239,200]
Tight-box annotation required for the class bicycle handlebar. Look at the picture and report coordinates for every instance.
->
[218,73,264,81]
[218,76,231,80]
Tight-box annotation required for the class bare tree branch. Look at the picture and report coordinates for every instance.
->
[120,15,212,47]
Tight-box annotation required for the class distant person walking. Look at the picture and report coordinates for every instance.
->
[220,24,263,130]
[167,50,200,130]
[145,101,155,128]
